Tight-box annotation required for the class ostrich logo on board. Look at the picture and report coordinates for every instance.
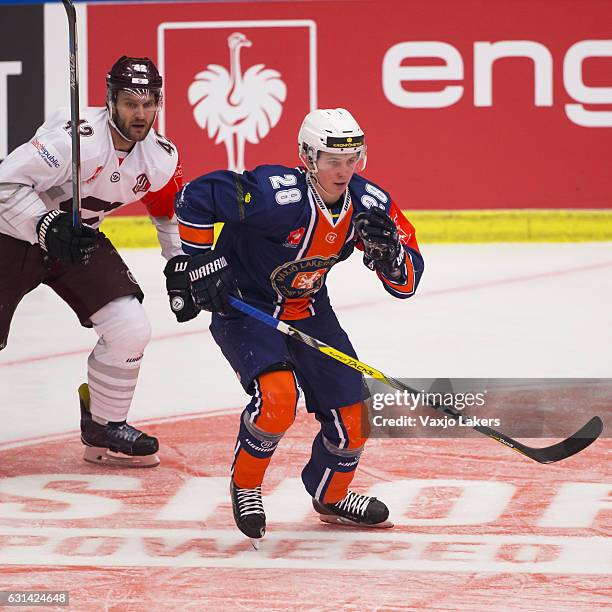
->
[188,32,287,172]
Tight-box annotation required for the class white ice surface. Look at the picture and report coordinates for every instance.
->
[1,243,611,443]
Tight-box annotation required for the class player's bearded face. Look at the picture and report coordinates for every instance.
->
[314,152,360,203]
[112,90,159,141]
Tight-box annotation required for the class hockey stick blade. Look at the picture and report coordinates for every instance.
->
[481,415,603,464]
[227,295,604,464]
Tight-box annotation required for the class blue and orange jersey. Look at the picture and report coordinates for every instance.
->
[175,164,424,320]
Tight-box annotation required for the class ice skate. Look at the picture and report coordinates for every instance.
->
[79,383,160,467]
[313,490,394,528]
[230,479,266,549]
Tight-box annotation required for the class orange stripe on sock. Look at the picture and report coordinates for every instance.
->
[320,403,368,503]
[322,470,357,504]
[233,449,272,489]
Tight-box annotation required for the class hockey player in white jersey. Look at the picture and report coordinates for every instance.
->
[0,56,198,466]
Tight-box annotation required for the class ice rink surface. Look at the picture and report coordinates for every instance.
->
[0,243,610,610]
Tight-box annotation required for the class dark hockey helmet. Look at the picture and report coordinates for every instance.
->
[106,56,163,105]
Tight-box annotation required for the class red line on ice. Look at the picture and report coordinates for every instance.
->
[1,259,611,368]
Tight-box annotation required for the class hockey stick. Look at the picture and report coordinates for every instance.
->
[62,0,82,228]
[227,295,603,464]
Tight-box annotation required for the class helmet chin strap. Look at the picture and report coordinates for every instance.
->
[309,172,340,203]
[106,102,159,144]
[300,154,343,204]
[107,104,134,143]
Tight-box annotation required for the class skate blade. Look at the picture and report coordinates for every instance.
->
[83,446,160,468]
[318,514,394,529]
[250,538,261,550]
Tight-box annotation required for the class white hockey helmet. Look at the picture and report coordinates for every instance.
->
[298,108,367,172]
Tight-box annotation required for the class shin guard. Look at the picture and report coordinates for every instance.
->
[231,370,298,488]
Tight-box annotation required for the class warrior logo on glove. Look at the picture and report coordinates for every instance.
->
[188,255,229,281]
[37,209,99,265]
[186,251,239,314]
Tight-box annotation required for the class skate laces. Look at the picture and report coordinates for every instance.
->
[334,491,372,517]
[235,486,264,517]
[108,422,142,443]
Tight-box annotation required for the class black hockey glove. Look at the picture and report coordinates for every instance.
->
[163,255,200,323]
[354,207,404,278]
[186,250,239,314]
[37,210,98,265]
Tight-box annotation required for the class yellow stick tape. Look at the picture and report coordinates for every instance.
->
[320,346,387,379]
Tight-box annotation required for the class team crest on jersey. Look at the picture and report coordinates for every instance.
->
[271,255,339,299]
[292,269,326,290]
[132,173,151,195]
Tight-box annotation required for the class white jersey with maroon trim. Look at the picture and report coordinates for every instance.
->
[0,106,183,258]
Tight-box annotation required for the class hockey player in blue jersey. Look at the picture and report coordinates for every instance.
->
[165,108,424,543]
